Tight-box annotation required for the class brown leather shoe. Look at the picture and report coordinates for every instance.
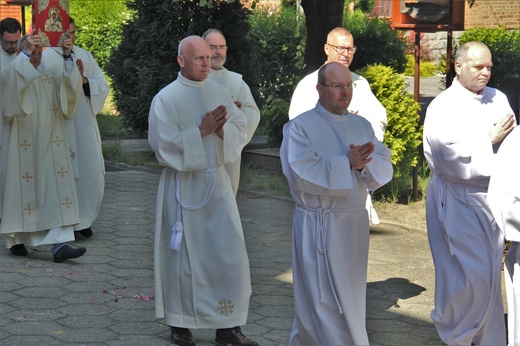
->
[215,327,258,346]
[170,326,195,346]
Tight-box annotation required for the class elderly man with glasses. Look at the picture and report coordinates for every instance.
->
[202,28,260,196]
[0,17,22,70]
[289,27,387,226]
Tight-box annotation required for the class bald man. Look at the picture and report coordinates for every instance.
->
[148,35,258,346]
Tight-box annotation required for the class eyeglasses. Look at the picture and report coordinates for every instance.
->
[326,43,356,55]
[1,36,18,47]
[209,45,227,51]
[320,83,355,91]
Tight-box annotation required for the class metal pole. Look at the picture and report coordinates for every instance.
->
[412,30,421,201]
[446,30,453,88]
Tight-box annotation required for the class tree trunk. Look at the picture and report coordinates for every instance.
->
[300,0,345,75]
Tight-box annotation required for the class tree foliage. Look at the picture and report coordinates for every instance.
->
[300,0,345,74]
[70,0,131,71]
[106,0,254,134]
[344,10,408,73]
[248,7,306,143]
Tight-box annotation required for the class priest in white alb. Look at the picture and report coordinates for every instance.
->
[423,41,515,345]
[148,35,258,346]
[289,27,387,225]
[281,62,393,345]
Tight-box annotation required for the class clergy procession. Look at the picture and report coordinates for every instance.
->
[1,13,519,346]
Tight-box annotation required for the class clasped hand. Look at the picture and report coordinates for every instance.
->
[347,142,374,170]
[489,113,516,144]
[199,105,227,138]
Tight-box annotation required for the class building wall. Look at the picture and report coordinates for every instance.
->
[0,2,23,23]
[465,0,520,30]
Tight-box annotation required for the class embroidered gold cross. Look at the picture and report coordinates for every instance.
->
[217,299,234,316]
[20,139,31,150]
[62,197,73,209]
[56,166,68,177]
[21,172,33,183]
[52,135,64,147]
[42,75,53,84]
[24,203,35,215]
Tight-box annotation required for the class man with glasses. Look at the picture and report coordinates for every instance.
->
[0,17,22,225]
[202,28,260,196]
[290,27,387,225]
[1,33,86,262]
[0,17,22,70]
[289,27,386,140]
[281,62,393,345]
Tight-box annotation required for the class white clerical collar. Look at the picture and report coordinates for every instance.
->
[452,78,486,101]
[315,102,347,122]
[178,71,205,87]
[210,67,228,74]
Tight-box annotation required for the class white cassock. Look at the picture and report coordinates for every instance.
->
[148,72,252,329]
[0,48,18,218]
[43,46,109,230]
[207,67,260,195]
[423,79,514,345]
[280,102,393,346]
[289,68,387,225]
[488,126,520,346]
[0,53,82,247]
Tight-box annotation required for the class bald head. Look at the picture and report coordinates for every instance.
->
[455,41,492,94]
[177,35,211,81]
[316,62,353,115]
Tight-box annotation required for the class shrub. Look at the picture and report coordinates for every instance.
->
[106,0,254,134]
[356,64,422,198]
[344,10,408,73]
[404,55,439,77]
[70,0,131,71]
[248,7,306,143]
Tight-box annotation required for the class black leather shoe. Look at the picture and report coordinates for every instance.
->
[170,327,195,346]
[53,245,86,263]
[75,227,93,237]
[215,327,258,346]
[10,244,28,256]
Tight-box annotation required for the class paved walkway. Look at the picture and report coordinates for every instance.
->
[0,77,448,345]
[0,166,442,345]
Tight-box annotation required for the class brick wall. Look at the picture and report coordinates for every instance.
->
[465,0,520,30]
[0,2,23,23]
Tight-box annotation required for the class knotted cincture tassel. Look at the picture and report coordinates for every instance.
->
[170,221,183,250]
[170,168,216,251]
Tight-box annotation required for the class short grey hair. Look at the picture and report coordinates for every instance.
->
[202,28,225,41]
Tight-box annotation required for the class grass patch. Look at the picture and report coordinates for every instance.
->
[98,114,136,138]
[102,140,162,171]
[240,165,290,197]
